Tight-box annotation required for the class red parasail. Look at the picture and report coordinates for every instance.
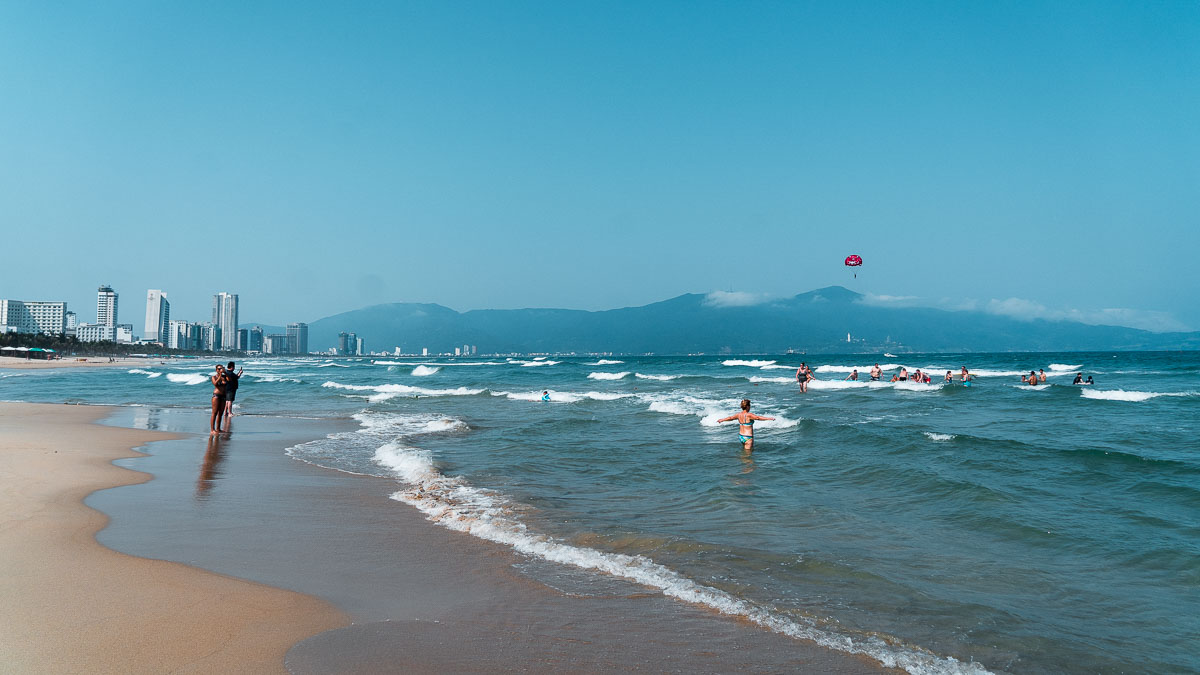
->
[844,255,862,267]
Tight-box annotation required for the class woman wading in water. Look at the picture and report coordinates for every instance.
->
[718,399,774,452]
[209,364,227,435]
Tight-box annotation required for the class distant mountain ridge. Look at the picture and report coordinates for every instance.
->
[257,287,1199,354]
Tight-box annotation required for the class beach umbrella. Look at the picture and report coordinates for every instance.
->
[15,347,29,351]
[0,346,15,351]
[28,347,44,352]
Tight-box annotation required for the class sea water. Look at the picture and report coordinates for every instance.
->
[4,352,1198,673]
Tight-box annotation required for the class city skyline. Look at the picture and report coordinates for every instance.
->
[0,3,1196,331]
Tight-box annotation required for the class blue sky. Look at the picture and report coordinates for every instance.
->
[2,2,1197,331]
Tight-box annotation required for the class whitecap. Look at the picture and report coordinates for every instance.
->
[412,365,441,377]
[722,359,776,367]
[587,371,629,380]
[321,380,484,398]
[748,376,794,384]
[128,369,163,378]
[1081,389,1163,402]
[166,373,208,385]
[924,432,956,441]
[588,359,624,365]
[1049,363,1083,371]
[635,373,682,381]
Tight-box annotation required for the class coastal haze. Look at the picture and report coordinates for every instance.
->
[2,2,1198,674]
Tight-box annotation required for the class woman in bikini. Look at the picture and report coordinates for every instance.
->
[717,399,775,452]
[209,364,227,435]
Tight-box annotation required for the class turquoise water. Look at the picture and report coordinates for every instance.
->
[4,352,1198,673]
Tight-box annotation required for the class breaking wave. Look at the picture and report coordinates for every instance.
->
[411,365,441,377]
[587,371,629,380]
[166,373,207,385]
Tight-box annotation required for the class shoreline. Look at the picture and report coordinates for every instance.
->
[77,403,892,673]
[0,355,169,370]
[0,402,349,673]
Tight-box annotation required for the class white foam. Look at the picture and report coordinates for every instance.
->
[759,364,797,370]
[322,380,484,398]
[166,373,208,385]
[372,360,405,365]
[807,379,870,390]
[748,376,794,384]
[1049,363,1083,371]
[373,443,980,675]
[892,381,945,393]
[495,390,633,403]
[507,358,561,367]
[924,432,956,441]
[128,369,163,378]
[411,365,441,377]
[1081,389,1163,402]
[722,359,776,367]
[317,362,351,368]
[963,369,1024,378]
[815,363,901,373]
[588,359,624,365]
[635,373,681,381]
[1015,384,1051,391]
[587,371,629,380]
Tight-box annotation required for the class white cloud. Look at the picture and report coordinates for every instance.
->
[703,291,768,308]
[857,293,922,307]
[858,293,1190,332]
[985,297,1191,332]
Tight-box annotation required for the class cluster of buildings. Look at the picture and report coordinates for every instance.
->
[1,286,310,355]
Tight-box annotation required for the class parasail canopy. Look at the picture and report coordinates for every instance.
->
[844,255,862,267]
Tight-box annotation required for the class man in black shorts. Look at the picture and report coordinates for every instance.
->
[223,361,243,425]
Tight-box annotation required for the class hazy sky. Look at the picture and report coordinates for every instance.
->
[2,2,1197,331]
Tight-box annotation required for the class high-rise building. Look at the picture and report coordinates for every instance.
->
[200,323,222,352]
[97,285,118,326]
[115,324,134,343]
[264,334,289,355]
[356,337,365,356]
[144,290,170,342]
[337,332,353,356]
[0,300,68,334]
[248,326,264,352]
[454,347,461,356]
[286,322,309,355]
[76,324,116,342]
[211,292,239,351]
[421,347,428,356]
[236,329,248,351]
[167,320,200,350]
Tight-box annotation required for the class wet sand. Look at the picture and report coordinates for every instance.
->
[0,403,348,673]
[90,406,893,673]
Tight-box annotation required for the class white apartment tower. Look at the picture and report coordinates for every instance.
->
[97,285,118,326]
[212,292,239,351]
[145,290,170,342]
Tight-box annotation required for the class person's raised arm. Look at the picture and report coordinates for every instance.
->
[716,415,737,424]
[750,413,775,421]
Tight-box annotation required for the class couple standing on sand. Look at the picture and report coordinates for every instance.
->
[209,361,243,434]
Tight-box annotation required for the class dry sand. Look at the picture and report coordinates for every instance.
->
[0,355,165,370]
[0,403,348,673]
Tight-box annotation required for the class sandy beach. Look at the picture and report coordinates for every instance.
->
[0,355,165,370]
[0,403,348,673]
[0,398,893,673]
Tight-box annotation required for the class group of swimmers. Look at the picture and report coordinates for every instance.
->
[803,363,978,388]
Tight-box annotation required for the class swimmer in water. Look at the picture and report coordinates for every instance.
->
[1038,369,1046,383]
[541,390,550,401]
[1073,373,1083,385]
[717,399,775,452]
[945,371,953,383]
[796,363,809,393]
[845,369,859,381]
[870,363,882,381]
[898,367,908,382]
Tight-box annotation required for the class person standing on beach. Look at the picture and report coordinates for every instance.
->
[718,399,775,452]
[209,364,227,435]
[223,361,243,426]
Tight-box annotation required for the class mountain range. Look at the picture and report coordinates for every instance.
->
[247,287,1200,354]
